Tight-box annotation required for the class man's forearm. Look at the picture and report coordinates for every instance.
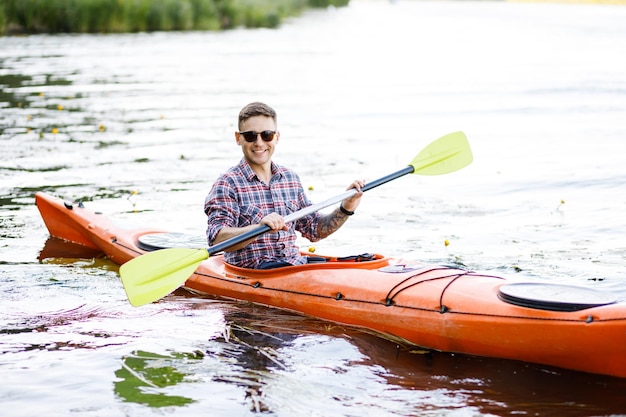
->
[317,208,350,239]
[213,225,260,251]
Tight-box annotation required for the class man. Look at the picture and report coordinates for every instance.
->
[204,102,364,269]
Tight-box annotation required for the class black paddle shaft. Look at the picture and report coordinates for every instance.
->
[362,165,414,193]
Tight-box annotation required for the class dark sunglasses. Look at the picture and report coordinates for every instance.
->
[239,130,276,143]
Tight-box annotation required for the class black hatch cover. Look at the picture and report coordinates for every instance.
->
[498,282,617,312]
[138,232,207,251]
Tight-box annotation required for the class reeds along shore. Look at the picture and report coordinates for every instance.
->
[0,0,349,34]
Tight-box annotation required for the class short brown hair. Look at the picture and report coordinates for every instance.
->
[238,102,277,130]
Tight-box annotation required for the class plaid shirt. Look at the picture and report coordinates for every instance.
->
[204,159,321,268]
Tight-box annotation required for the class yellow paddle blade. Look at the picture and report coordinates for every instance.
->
[410,131,473,175]
[120,248,209,306]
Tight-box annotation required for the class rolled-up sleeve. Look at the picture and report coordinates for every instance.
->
[204,178,238,245]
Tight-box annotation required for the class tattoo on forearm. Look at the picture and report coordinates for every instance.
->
[317,208,349,238]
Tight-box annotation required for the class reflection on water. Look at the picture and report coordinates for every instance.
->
[110,299,626,416]
[114,350,198,407]
[38,237,105,262]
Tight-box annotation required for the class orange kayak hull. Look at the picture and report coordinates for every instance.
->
[35,192,626,378]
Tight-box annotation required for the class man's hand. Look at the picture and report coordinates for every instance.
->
[260,212,289,232]
[341,179,365,213]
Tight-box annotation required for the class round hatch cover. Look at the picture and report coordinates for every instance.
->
[498,282,617,312]
[138,233,207,251]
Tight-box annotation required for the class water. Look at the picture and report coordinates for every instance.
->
[2,0,626,415]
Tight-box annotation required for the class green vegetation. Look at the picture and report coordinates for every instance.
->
[0,0,349,34]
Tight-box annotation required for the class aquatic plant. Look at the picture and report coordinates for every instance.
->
[0,0,350,34]
[0,4,4,31]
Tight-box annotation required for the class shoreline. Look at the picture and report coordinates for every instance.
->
[0,0,349,36]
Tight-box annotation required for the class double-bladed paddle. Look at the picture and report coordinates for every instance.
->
[120,131,473,306]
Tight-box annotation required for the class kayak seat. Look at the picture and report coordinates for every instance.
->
[335,253,377,262]
[304,253,377,264]
[255,254,377,269]
[306,256,327,264]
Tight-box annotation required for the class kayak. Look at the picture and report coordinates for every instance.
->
[35,191,626,378]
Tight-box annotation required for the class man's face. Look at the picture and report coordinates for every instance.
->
[236,115,279,169]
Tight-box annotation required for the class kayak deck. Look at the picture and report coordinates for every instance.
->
[35,192,626,378]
